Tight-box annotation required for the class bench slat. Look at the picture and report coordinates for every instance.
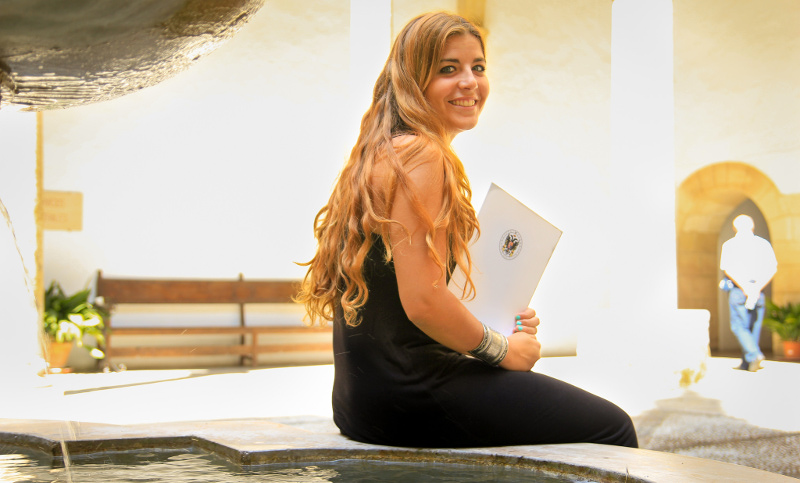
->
[97,278,298,305]
[110,326,331,336]
[109,343,333,358]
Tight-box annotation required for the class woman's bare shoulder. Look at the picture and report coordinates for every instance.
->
[391,133,417,148]
[390,134,444,173]
[368,135,444,211]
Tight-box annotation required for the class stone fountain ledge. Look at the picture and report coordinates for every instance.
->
[1,416,795,482]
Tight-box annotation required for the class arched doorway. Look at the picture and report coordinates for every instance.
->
[676,162,796,353]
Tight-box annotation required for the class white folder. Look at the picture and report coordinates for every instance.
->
[448,183,562,335]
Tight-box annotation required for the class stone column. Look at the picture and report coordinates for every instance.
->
[609,0,677,313]
[580,0,688,370]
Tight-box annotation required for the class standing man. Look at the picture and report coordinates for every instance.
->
[720,214,778,371]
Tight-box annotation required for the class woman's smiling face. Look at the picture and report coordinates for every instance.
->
[424,33,489,140]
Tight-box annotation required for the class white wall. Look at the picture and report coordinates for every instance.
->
[392,0,457,33]
[42,0,354,368]
[674,0,800,194]
[43,0,352,291]
[0,109,43,380]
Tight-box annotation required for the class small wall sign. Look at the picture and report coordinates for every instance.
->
[42,190,82,231]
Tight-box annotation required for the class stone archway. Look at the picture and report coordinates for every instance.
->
[676,162,799,351]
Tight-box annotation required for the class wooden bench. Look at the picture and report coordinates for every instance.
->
[95,271,331,368]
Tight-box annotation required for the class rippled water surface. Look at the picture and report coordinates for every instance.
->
[1,448,595,482]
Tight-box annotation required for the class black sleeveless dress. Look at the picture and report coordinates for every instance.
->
[332,238,638,448]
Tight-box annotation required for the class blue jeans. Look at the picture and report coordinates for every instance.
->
[727,287,765,363]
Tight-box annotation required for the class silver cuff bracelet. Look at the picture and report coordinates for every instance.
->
[468,323,508,366]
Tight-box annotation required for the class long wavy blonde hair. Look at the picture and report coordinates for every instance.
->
[296,12,482,326]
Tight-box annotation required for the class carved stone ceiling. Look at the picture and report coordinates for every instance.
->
[0,0,264,111]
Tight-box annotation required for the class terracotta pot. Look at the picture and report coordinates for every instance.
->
[47,340,73,371]
[782,341,800,360]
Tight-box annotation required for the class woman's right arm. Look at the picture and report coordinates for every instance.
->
[382,143,541,371]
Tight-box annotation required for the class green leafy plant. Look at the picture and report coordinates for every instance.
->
[43,281,108,359]
[764,299,800,342]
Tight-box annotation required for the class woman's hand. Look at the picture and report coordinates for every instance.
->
[513,307,540,336]
[499,308,541,371]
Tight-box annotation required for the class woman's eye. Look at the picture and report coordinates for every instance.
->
[439,65,456,74]
[473,65,486,73]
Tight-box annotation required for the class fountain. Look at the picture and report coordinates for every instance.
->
[0,0,265,111]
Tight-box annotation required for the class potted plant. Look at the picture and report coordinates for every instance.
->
[43,281,108,370]
[764,299,800,360]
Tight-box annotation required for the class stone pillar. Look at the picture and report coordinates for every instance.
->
[580,0,686,372]
[0,109,45,384]
[609,0,676,314]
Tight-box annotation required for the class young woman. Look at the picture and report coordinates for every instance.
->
[297,11,638,449]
